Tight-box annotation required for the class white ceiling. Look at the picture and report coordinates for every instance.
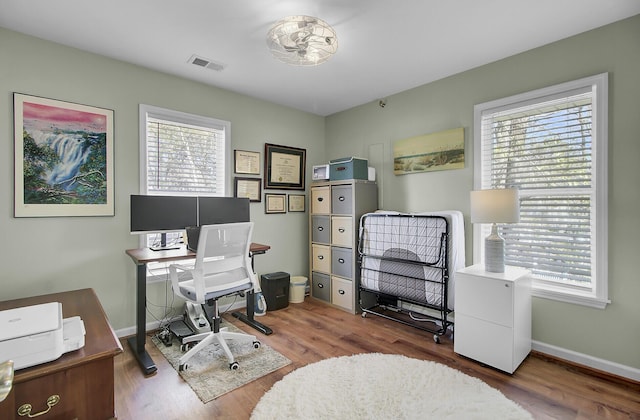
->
[2,1,639,116]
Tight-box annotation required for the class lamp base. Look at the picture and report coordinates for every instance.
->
[484,224,505,273]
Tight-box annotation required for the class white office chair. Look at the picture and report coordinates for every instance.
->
[169,222,260,371]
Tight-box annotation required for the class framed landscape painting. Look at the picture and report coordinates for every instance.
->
[14,93,114,217]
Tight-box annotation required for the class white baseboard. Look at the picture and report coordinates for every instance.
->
[532,340,640,382]
[114,301,247,338]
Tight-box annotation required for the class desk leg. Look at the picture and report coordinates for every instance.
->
[232,251,273,335]
[128,263,157,376]
[232,290,272,335]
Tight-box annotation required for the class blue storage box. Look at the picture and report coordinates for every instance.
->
[329,157,368,181]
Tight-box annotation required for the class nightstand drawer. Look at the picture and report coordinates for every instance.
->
[454,313,515,373]
[456,272,514,327]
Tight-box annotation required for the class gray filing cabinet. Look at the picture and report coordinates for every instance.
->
[309,179,378,313]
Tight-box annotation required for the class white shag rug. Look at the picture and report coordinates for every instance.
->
[251,353,533,420]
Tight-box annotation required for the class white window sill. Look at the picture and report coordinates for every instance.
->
[532,280,610,309]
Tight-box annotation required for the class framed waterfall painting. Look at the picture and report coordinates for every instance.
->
[13,93,115,217]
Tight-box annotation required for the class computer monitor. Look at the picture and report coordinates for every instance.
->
[198,197,250,226]
[130,195,198,234]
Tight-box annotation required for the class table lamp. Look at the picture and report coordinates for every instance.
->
[470,188,520,273]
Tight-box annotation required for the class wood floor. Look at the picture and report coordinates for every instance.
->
[114,298,640,420]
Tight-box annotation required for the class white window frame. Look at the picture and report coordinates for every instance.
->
[473,73,609,309]
[138,104,231,278]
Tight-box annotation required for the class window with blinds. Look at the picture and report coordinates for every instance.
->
[139,104,231,259]
[473,74,609,308]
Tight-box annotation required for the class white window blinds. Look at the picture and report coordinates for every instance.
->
[146,117,226,195]
[474,73,608,308]
[480,91,593,285]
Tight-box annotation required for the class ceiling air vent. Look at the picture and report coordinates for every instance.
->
[188,55,226,72]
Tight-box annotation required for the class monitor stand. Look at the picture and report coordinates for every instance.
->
[149,233,180,251]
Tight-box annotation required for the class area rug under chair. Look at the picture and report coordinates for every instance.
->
[251,353,532,420]
[151,321,291,403]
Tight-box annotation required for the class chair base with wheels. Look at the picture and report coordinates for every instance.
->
[178,299,260,371]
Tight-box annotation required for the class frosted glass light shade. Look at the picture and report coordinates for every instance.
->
[267,16,338,66]
[470,189,520,224]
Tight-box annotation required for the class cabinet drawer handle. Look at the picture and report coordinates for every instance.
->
[317,197,323,202]
[338,289,345,295]
[338,196,345,202]
[18,394,60,418]
[317,226,323,232]
[318,283,324,288]
[338,258,345,264]
[338,228,345,233]
[318,255,324,260]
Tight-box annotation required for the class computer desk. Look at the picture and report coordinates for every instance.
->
[125,242,271,376]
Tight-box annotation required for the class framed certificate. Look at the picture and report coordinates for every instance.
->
[234,177,261,202]
[265,193,286,214]
[234,149,260,175]
[288,194,305,212]
[264,143,306,190]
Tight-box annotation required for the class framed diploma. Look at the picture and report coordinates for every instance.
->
[234,177,262,202]
[265,193,286,214]
[288,194,306,212]
[264,143,306,190]
[234,150,261,175]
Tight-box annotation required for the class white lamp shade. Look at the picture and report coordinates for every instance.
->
[470,189,520,224]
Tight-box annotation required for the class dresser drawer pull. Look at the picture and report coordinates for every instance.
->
[318,283,324,288]
[338,258,345,264]
[317,197,323,202]
[318,255,324,260]
[317,226,323,232]
[338,228,345,233]
[338,196,345,201]
[338,289,345,295]
[18,394,60,418]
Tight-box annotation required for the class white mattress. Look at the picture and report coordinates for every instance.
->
[359,210,465,310]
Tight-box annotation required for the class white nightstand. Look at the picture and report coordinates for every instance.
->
[454,264,532,374]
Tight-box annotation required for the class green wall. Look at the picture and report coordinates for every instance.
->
[325,15,640,369]
[2,14,639,372]
[0,27,325,332]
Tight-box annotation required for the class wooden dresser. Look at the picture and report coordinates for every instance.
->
[0,288,123,419]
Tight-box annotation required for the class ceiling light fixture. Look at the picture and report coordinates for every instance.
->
[266,15,338,66]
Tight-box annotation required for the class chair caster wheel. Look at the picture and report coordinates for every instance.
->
[180,343,192,352]
[253,341,261,349]
[362,313,367,318]
[179,363,188,372]
[433,335,441,344]
[229,362,239,370]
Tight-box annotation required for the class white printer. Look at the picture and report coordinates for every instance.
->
[0,302,86,370]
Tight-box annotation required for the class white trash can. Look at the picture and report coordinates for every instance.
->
[289,276,307,303]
